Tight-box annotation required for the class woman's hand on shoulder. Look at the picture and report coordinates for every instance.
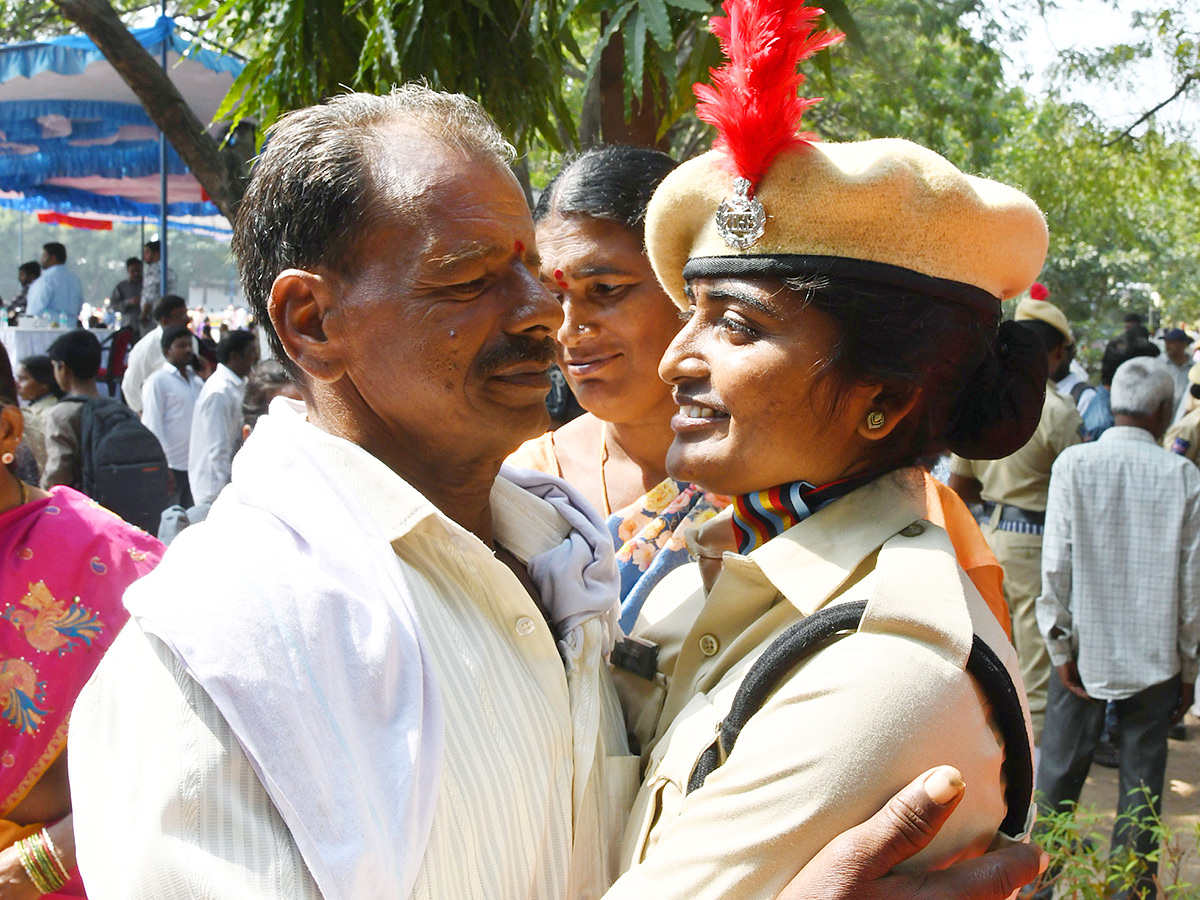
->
[777,766,1047,900]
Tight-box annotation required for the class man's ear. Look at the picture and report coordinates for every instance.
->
[855,385,923,442]
[269,269,346,384]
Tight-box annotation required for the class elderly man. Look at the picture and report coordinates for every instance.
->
[1036,357,1200,900]
[67,88,1038,900]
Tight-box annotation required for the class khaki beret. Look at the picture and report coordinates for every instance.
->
[1015,295,1074,345]
[645,139,1048,311]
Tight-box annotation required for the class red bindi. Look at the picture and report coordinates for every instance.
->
[514,240,525,254]
[553,269,564,280]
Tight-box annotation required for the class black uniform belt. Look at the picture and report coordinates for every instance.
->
[980,501,1045,534]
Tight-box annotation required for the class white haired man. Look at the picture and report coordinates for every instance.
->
[1036,357,1200,900]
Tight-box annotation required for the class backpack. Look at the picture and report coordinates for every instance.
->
[69,397,170,532]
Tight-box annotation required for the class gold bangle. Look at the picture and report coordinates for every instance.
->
[15,831,68,894]
[16,835,56,893]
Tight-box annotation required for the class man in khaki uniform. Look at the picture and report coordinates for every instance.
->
[1164,362,1200,464]
[949,295,1083,741]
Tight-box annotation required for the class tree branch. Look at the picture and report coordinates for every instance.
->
[1102,73,1197,147]
[50,0,245,219]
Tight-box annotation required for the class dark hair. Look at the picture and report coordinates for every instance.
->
[1123,312,1143,324]
[42,242,66,264]
[17,355,65,399]
[232,86,515,376]
[242,359,295,430]
[19,261,40,280]
[153,294,187,322]
[161,325,193,354]
[0,346,16,407]
[144,240,161,254]
[217,330,257,364]
[780,276,1047,462]
[126,257,142,269]
[1101,334,1160,386]
[1016,319,1067,354]
[47,329,102,379]
[533,145,678,239]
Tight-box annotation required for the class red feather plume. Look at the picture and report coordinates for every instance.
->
[694,0,842,189]
[1029,282,1050,300]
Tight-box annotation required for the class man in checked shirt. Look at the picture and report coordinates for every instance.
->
[1036,356,1200,900]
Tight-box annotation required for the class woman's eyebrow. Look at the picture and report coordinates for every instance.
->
[703,285,779,317]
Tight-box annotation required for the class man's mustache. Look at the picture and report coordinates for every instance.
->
[476,335,558,377]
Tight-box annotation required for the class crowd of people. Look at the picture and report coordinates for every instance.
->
[3,240,175,332]
[1,7,1196,898]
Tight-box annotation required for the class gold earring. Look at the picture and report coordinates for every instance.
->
[866,410,885,430]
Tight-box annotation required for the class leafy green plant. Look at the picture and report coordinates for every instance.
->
[1029,791,1200,899]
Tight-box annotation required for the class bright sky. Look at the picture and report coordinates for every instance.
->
[982,0,1199,137]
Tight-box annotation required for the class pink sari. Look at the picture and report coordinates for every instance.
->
[1,486,163,896]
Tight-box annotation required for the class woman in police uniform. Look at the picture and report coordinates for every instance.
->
[596,4,1050,898]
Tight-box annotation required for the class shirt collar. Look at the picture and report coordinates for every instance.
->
[696,468,928,617]
[1098,424,1159,444]
[214,362,246,387]
[294,404,567,564]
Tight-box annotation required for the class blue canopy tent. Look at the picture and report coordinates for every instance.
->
[0,16,242,240]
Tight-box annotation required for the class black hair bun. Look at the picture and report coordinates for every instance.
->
[944,319,1048,460]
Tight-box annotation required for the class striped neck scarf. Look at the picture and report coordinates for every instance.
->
[731,471,880,554]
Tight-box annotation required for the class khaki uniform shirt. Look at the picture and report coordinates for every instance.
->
[605,470,1032,900]
[1164,407,1200,465]
[950,381,1082,512]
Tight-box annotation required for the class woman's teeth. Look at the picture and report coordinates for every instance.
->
[681,405,718,418]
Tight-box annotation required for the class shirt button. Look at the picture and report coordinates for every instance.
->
[899,522,925,538]
[698,633,720,656]
[515,616,536,636]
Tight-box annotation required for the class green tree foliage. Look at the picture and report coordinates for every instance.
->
[196,0,584,151]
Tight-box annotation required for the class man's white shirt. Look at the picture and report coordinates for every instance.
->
[123,326,199,415]
[25,264,84,322]
[187,363,246,504]
[141,362,204,470]
[122,327,165,415]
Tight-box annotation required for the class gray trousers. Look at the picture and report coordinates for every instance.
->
[1036,669,1181,899]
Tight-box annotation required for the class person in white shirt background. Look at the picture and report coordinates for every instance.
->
[25,241,84,325]
[188,329,258,506]
[122,295,193,414]
[141,324,205,507]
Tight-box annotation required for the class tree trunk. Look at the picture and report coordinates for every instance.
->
[51,0,245,220]
[598,28,668,149]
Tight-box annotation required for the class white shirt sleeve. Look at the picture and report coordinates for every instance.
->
[123,337,151,415]
[141,372,168,449]
[1179,467,1200,684]
[25,276,48,317]
[69,625,323,900]
[189,384,238,505]
[1038,456,1075,667]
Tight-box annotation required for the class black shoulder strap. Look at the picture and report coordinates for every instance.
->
[685,599,1033,839]
[1070,381,1091,403]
